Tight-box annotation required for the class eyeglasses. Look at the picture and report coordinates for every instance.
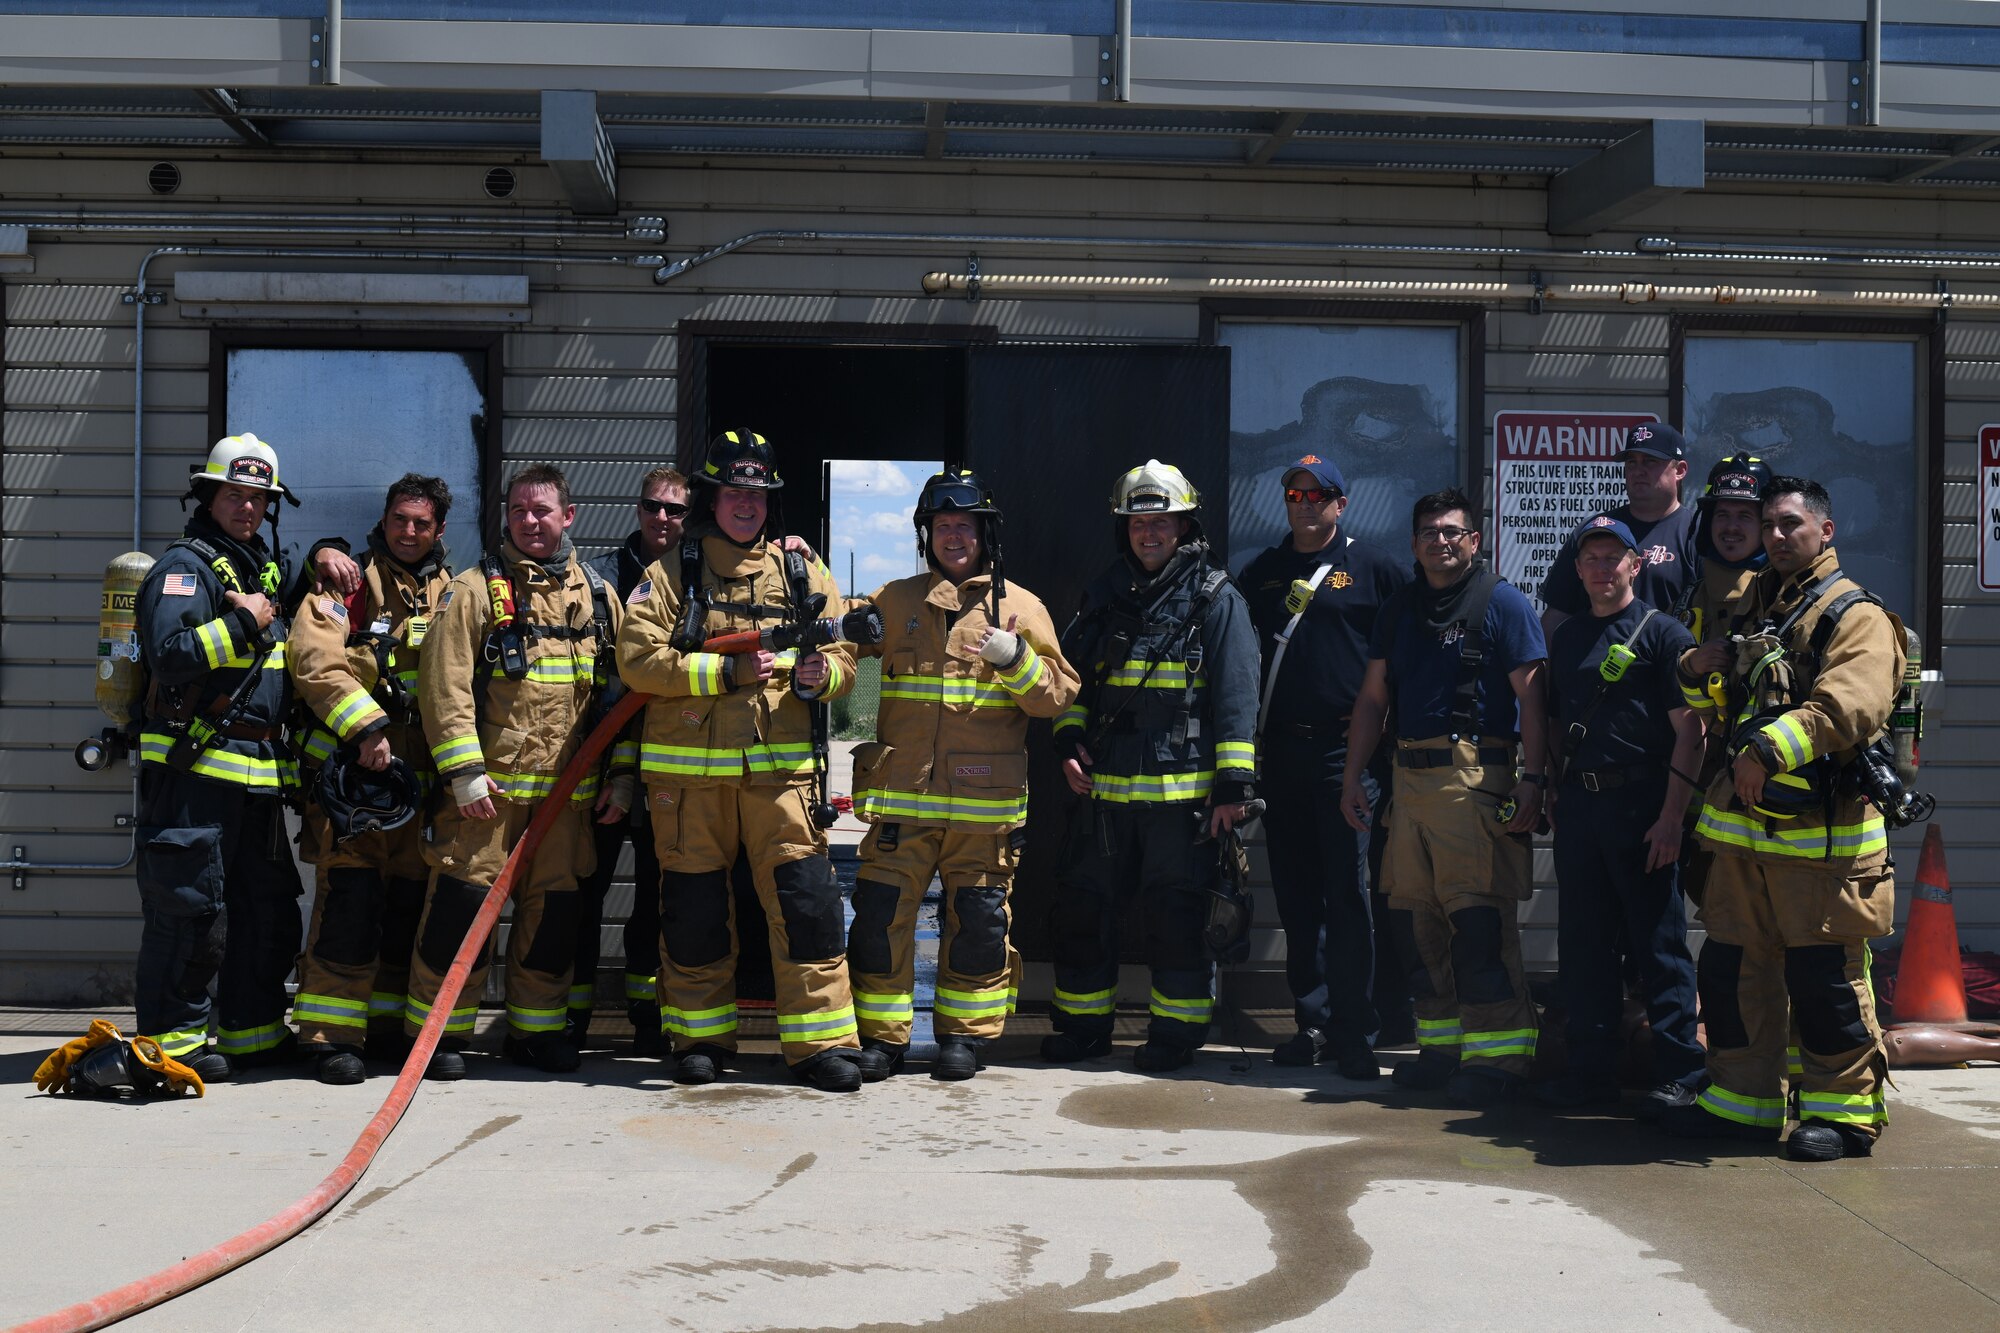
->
[640,499,689,519]
[1284,486,1339,505]
[1415,525,1474,545]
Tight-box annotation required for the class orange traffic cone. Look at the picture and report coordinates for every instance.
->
[1889,824,1969,1026]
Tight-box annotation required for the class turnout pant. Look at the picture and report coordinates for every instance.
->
[649,780,859,1066]
[292,804,427,1049]
[402,795,594,1042]
[573,805,661,1029]
[1380,737,1538,1079]
[1263,732,1381,1052]
[134,764,303,1060]
[1551,781,1703,1085]
[1694,848,1894,1139]
[1049,801,1216,1050]
[848,821,1023,1045]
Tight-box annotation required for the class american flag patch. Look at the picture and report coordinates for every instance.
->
[162,573,197,597]
[628,578,652,606]
[320,597,347,621]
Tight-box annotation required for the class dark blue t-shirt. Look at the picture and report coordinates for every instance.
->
[1538,502,1698,617]
[1548,600,1696,772]
[1368,569,1547,740]
[1243,533,1409,721]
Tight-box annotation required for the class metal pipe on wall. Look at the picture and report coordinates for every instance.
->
[1867,0,1883,128]
[324,0,343,86]
[1116,0,1133,103]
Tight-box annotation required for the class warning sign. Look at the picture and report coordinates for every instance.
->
[1491,410,1659,609]
[1981,425,2000,592]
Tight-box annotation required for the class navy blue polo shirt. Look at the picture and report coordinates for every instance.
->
[1548,600,1695,772]
[1242,533,1409,723]
[1368,567,1547,741]
[1539,502,1698,617]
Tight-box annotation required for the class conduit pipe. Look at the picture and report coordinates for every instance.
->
[0,210,632,234]
[14,691,648,1333]
[917,270,1999,311]
[0,242,648,882]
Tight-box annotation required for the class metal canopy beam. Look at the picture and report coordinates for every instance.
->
[1889,133,2000,185]
[924,101,948,160]
[1246,110,1305,167]
[1547,119,1704,236]
[194,87,270,147]
[540,89,618,215]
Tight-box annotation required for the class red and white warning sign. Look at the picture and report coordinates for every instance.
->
[1491,410,1659,608]
[1980,424,2000,593]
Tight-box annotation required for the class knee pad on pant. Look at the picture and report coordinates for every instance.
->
[520,890,580,975]
[1784,944,1870,1054]
[312,866,385,968]
[417,875,487,974]
[1049,891,1108,969]
[772,857,844,962]
[1446,906,1514,1006]
[1696,941,1749,1050]
[847,879,900,975]
[948,883,1009,976]
[660,869,731,968]
[1384,908,1436,999]
[380,877,425,960]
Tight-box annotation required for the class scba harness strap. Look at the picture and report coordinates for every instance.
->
[153,535,289,773]
[1377,568,1502,741]
[471,552,615,726]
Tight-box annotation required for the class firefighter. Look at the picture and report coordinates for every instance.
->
[1663,477,1904,1162]
[1540,422,1698,640]
[288,474,455,1084]
[573,465,688,1054]
[132,434,350,1079]
[845,469,1079,1080]
[1341,488,1550,1109]
[1045,460,1259,1074]
[616,430,868,1092]
[404,463,626,1079]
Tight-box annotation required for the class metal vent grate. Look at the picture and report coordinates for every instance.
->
[484,165,517,199]
[147,161,180,195]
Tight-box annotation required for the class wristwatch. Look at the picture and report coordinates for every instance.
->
[1518,772,1548,788]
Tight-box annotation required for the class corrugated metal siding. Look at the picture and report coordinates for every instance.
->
[4,156,1999,1002]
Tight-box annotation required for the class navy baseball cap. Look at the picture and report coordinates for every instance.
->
[1620,421,1686,461]
[1576,513,1641,554]
[1283,454,1346,496]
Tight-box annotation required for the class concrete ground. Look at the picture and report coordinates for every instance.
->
[4,1008,1998,1332]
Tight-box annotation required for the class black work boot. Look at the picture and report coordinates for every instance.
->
[1334,1041,1383,1082]
[315,1046,367,1086]
[793,1049,863,1092]
[1040,1031,1114,1063]
[505,1032,582,1074]
[1636,1080,1700,1121]
[932,1037,984,1082]
[673,1043,730,1086]
[185,1049,233,1084]
[1785,1120,1876,1163]
[1658,1101,1779,1142]
[1133,1041,1195,1073]
[1390,1048,1458,1091]
[846,1040,906,1082]
[424,1042,467,1082]
[1272,1027,1329,1067]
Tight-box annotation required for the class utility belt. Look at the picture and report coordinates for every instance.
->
[1561,762,1659,793]
[1397,744,1513,770]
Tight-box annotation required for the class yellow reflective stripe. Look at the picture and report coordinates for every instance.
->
[1760,714,1814,771]
[1053,987,1115,1016]
[880,676,1017,709]
[638,742,814,778]
[293,993,369,1029]
[1148,989,1214,1023]
[776,1005,858,1043]
[1696,806,1887,859]
[507,1004,568,1035]
[744,743,816,775]
[1786,1045,1804,1076]
[935,986,1012,1018]
[853,786,1026,826]
[301,725,338,765]
[1680,679,1712,709]
[624,974,658,1002]
[1214,740,1256,773]
[368,991,403,1017]
[855,991,916,1021]
[686,653,726,697]
[1417,1018,1463,1048]
[1104,659,1202,688]
[1798,1091,1887,1125]
[1089,769,1214,804]
[1461,1027,1538,1058]
[216,1022,286,1054]
[431,734,482,770]
[1054,704,1089,735]
[610,739,640,767]
[194,616,248,670]
[773,648,799,670]
[567,984,594,1009]
[994,643,1046,694]
[1696,1084,1786,1126]
[139,733,296,791]
[488,654,590,684]
[819,656,846,698]
[486,768,602,802]
[404,995,479,1034]
[326,687,387,740]
[149,1027,210,1057]
[663,1003,739,1038]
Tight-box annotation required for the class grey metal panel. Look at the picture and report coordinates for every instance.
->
[173,269,530,308]
[1547,119,1706,236]
[0,15,311,85]
[541,88,619,215]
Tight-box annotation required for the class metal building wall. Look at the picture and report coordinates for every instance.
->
[4,149,1996,1001]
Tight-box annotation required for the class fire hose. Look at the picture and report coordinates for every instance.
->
[16,606,883,1332]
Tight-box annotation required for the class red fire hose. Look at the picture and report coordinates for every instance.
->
[14,691,648,1333]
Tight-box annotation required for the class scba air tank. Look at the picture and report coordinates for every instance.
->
[95,550,154,723]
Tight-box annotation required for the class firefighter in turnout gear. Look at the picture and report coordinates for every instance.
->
[846,469,1079,1080]
[132,434,344,1080]
[288,474,455,1085]
[616,430,869,1093]
[1046,460,1260,1074]
[404,464,627,1080]
[1663,477,1905,1162]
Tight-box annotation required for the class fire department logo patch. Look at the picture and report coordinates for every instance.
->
[953,764,992,778]
[1328,571,1353,590]
[682,708,701,727]
[653,789,676,807]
